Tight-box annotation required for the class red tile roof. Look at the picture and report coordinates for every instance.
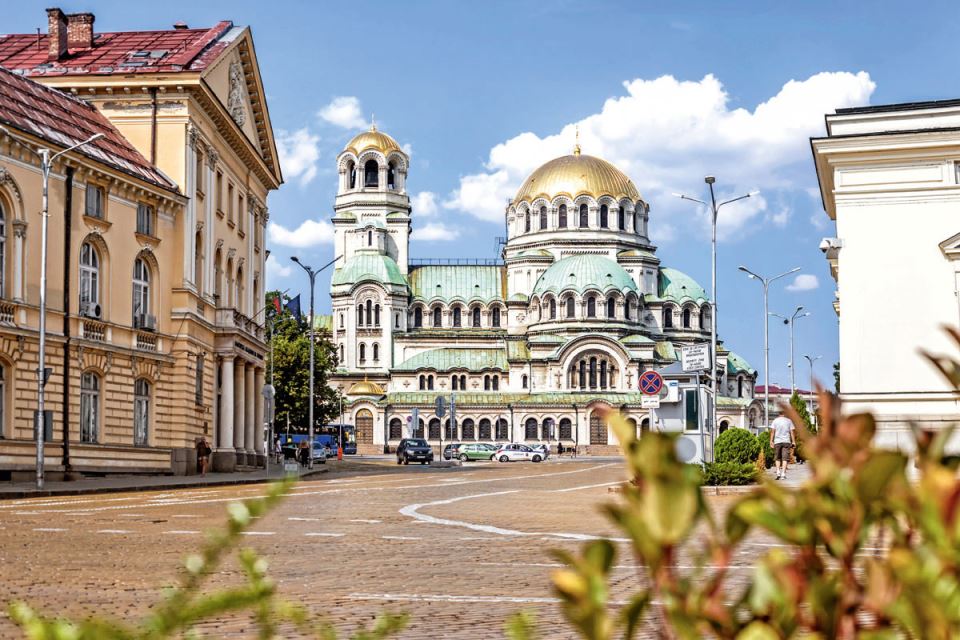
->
[755,385,813,396]
[0,22,234,77]
[0,66,176,190]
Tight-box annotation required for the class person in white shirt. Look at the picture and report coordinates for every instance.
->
[769,416,796,480]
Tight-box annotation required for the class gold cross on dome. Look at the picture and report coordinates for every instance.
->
[574,125,581,156]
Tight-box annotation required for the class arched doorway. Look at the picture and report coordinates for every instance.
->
[542,417,555,441]
[388,417,402,441]
[524,417,538,440]
[640,417,650,434]
[589,412,607,445]
[355,409,374,445]
[719,420,730,435]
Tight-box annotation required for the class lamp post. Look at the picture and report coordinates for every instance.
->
[803,354,821,420]
[290,255,339,468]
[674,180,758,448]
[737,266,800,429]
[770,306,810,393]
[3,128,105,490]
[572,403,579,457]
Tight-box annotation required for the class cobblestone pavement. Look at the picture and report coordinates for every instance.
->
[0,458,815,638]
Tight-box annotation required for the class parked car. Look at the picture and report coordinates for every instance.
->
[529,443,550,459]
[312,444,327,464]
[397,438,434,465]
[457,443,497,462]
[443,443,466,460]
[493,443,543,463]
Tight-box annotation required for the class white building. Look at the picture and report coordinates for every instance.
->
[812,99,960,449]
[325,126,762,456]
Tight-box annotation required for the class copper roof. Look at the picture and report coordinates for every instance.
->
[0,22,234,76]
[0,66,176,190]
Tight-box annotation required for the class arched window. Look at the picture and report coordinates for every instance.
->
[663,307,673,329]
[79,241,100,309]
[194,230,203,294]
[578,360,586,389]
[452,375,458,391]
[479,418,492,440]
[625,299,632,321]
[606,297,615,319]
[522,374,528,389]
[235,267,244,313]
[524,417,538,440]
[419,375,425,390]
[453,307,462,327]
[414,307,423,328]
[600,361,607,389]
[374,304,381,327]
[80,371,100,443]
[484,375,490,391]
[587,296,596,318]
[357,304,364,327]
[359,343,366,363]
[589,357,597,389]
[433,307,442,327]
[492,307,501,328]
[542,417,554,441]
[445,418,456,440]
[462,418,475,440]
[738,376,744,398]
[600,204,608,228]
[700,307,709,330]
[339,344,344,362]
[539,206,547,230]
[496,418,509,440]
[363,159,379,187]
[134,378,150,446]
[428,375,434,390]
[339,313,344,328]
[579,203,588,228]
[368,230,373,246]
[618,206,625,230]
[472,307,481,328]
[459,374,466,390]
[559,418,572,440]
[429,418,441,440]
[132,257,151,321]
[214,248,223,303]
[524,212,530,233]
[550,299,557,319]
[395,313,400,329]
[347,160,356,189]
[492,375,499,391]
[682,308,691,329]
[565,296,575,319]
[366,300,373,327]
[389,417,402,440]
[558,204,567,228]
[387,162,396,190]
[372,343,379,362]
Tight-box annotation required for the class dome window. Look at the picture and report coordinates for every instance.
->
[524,212,531,233]
[618,206,625,230]
[606,297,615,319]
[587,296,596,318]
[347,160,357,189]
[682,308,691,329]
[453,307,462,327]
[565,297,575,319]
[492,307,501,328]
[600,205,609,228]
[472,307,481,327]
[550,299,557,320]
[387,162,396,189]
[579,204,588,228]
[363,159,378,188]
[558,204,567,228]
[414,307,423,328]
[539,206,547,230]
[432,307,442,327]
[663,308,673,329]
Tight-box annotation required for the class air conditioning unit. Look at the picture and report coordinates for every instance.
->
[80,302,101,319]
[135,313,157,332]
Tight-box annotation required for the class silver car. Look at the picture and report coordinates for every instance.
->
[493,443,544,463]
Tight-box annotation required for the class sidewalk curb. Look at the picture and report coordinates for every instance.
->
[0,467,329,501]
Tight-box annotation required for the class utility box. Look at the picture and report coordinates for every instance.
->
[33,410,53,442]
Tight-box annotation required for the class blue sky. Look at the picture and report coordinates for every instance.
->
[10,1,960,390]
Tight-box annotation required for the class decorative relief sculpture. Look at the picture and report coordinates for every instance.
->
[228,61,246,127]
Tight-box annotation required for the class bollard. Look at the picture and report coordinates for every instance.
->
[337,446,343,461]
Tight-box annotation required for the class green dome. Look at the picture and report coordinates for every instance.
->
[532,254,637,297]
[331,251,407,288]
[658,268,708,303]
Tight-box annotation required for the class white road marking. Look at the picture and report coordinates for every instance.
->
[240,531,275,536]
[305,532,344,537]
[288,517,321,522]
[171,514,199,519]
[349,592,561,605]
[118,514,146,518]
[163,530,200,535]
[381,535,421,541]
[14,511,44,515]
[97,529,132,534]
[33,527,67,532]
[555,481,623,493]
[350,519,381,524]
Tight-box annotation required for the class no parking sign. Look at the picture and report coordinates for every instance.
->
[639,370,664,396]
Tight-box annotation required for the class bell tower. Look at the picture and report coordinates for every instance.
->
[332,124,412,273]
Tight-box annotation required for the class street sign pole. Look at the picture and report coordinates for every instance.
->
[435,396,446,459]
[639,371,665,435]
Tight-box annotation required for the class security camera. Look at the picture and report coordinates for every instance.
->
[819,237,841,253]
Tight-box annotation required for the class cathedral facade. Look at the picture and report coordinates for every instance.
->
[326,127,761,458]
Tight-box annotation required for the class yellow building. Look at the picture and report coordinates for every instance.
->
[0,8,282,478]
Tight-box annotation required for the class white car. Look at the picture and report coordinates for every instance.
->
[493,443,544,463]
[529,443,550,459]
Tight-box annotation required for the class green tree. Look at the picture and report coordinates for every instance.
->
[266,291,341,435]
[789,389,815,435]
[833,360,840,393]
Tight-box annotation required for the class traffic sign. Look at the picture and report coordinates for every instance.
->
[641,395,661,409]
[680,344,710,372]
[405,415,412,423]
[639,370,664,396]
[435,396,446,418]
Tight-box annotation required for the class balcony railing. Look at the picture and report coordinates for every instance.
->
[214,307,265,341]
[81,320,106,342]
[136,332,157,351]
[0,301,14,325]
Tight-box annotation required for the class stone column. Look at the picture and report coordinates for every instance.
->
[183,126,197,290]
[12,220,25,302]
[245,364,255,457]
[233,359,245,461]
[254,367,265,464]
[215,357,235,472]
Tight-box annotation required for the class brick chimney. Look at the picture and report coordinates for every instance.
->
[46,8,68,61]
[66,12,95,51]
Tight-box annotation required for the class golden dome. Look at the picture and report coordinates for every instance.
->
[514,153,641,204]
[344,125,402,156]
[347,380,385,396]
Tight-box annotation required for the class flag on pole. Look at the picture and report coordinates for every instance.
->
[285,294,302,320]
[272,296,281,314]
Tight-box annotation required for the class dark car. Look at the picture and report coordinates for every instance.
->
[397,438,434,465]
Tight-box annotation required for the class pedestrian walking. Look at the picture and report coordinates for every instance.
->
[557,442,564,457]
[769,415,796,480]
[274,437,283,464]
[298,439,309,467]
[196,437,211,476]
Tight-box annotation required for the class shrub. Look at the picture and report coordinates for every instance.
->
[713,427,759,464]
[702,461,757,486]
[756,431,775,468]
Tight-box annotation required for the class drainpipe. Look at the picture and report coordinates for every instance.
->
[61,167,73,474]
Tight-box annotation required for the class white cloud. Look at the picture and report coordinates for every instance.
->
[267,219,335,249]
[413,223,460,242]
[265,254,293,289]
[786,274,820,292]
[768,207,790,227]
[275,128,320,186]
[412,191,439,217]
[444,71,875,237]
[318,96,367,129]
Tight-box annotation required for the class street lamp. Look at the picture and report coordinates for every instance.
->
[803,354,822,419]
[737,265,800,429]
[1,127,105,490]
[290,254,339,468]
[674,179,758,447]
[770,306,810,393]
